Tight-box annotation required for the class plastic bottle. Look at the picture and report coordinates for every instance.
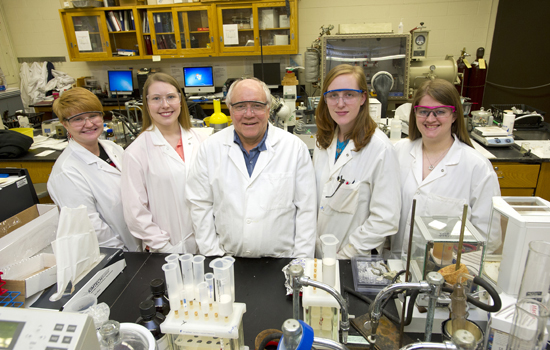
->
[99,320,152,350]
[148,278,170,316]
[390,117,402,141]
[99,123,108,140]
[136,300,170,350]
[398,19,403,34]
[502,112,515,136]
[106,128,116,142]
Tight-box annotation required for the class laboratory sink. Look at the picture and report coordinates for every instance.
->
[513,129,550,140]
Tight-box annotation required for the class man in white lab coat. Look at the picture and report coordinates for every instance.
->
[186,78,317,258]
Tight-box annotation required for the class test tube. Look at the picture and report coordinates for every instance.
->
[210,258,233,304]
[320,234,339,287]
[179,254,195,301]
[165,253,183,291]
[198,281,210,318]
[204,273,215,305]
[193,255,205,302]
[223,256,236,302]
[162,263,181,318]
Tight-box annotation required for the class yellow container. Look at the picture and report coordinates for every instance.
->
[11,128,34,139]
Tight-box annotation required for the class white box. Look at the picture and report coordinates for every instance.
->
[260,9,278,29]
[0,204,59,268]
[274,35,289,46]
[0,253,57,301]
[369,98,382,122]
[147,0,157,4]
[279,15,290,28]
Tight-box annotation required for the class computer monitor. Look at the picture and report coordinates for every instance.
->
[183,66,215,95]
[253,63,281,89]
[108,70,134,96]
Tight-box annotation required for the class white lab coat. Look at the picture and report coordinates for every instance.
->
[47,139,141,251]
[186,124,317,258]
[121,126,204,253]
[392,135,501,254]
[313,128,401,258]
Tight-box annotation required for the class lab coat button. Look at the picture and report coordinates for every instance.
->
[441,169,444,172]
[246,219,251,224]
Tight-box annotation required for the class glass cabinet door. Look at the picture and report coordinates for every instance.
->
[148,10,177,54]
[217,6,256,53]
[67,12,110,59]
[256,3,294,53]
[176,7,216,56]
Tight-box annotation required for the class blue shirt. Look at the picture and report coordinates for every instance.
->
[233,125,269,176]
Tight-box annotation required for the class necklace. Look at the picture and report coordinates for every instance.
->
[424,146,451,171]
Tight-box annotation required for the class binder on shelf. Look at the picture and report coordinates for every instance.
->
[108,11,121,31]
[144,35,153,55]
[117,11,125,31]
[130,11,135,30]
[154,14,163,33]
[106,19,114,32]
[123,11,130,31]
[141,11,149,33]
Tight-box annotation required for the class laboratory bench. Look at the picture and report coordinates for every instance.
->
[34,253,428,349]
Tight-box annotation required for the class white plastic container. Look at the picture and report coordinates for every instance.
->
[502,112,516,136]
[390,118,402,141]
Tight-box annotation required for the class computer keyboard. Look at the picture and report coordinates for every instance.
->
[102,97,134,103]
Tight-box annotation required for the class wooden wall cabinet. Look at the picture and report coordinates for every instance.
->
[59,0,297,62]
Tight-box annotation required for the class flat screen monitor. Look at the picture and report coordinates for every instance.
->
[183,66,215,94]
[108,70,134,96]
[253,63,281,89]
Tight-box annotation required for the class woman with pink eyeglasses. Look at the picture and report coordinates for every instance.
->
[391,79,500,255]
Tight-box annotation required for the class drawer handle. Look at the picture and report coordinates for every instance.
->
[494,167,504,179]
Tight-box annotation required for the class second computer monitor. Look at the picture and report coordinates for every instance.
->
[108,70,134,96]
[183,66,215,95]
[253,63,281,89]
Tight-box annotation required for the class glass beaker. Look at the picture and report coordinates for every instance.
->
[517,241,550,305]
[507,298,550,350]
[320,234,339,287]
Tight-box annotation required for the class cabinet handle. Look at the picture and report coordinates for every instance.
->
[291,33,294,40]
[71,43,74,48]
[153,39,156,45]
[494,167,504,179]
[105,42,109,47]
[220,36,223,42]
[211,36,214,42]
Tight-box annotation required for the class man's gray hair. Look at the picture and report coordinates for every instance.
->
[225,77,272,110]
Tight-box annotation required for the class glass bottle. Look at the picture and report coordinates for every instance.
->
[99,320,150,350]
[136,300,170,350]
[148,278,170,316]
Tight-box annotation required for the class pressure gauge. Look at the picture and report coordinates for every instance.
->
[411,30,430,60]
[415,35,426,46]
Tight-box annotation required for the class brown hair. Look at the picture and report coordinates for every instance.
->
[141,72,191,132]
[53,87,103,123]
[408,79,473,147]
[315,64,377,151]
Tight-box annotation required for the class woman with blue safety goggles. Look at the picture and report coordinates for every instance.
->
[313,64,402,259]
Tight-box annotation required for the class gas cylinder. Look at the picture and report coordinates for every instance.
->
[455,48,471,97]
[466,47,487,112]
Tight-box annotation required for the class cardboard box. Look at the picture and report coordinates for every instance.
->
[0,204,59,268]
[0,254,57,302]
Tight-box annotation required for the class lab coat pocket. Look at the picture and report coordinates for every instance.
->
[423,193,468,218]
[260,173,293,210]
[327,183,359,214]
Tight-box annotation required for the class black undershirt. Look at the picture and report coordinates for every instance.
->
[98,144,117,168]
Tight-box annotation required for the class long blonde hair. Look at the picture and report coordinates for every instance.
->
[315,64,376,151]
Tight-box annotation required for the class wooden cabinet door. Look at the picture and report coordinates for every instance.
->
[217,5,257,55]
[64,11,112,60]
[254,1,297,54]
[175,6,217,57]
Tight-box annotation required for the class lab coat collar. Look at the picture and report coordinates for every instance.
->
[411,134,462,185]
[327,128,354,178]
[224,124,277,183]
[149,125,189,164]
[69,139,122,175]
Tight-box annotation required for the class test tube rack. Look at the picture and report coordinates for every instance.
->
[161,302,246,350]
[302,258,341,341]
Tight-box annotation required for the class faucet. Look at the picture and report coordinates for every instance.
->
[368,272,445,346]
[288,264,350,344]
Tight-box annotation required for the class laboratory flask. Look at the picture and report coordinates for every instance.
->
[98,320,155,350]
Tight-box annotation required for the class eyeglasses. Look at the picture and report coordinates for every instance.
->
[66,111,103,128]
[414,105,456,118]
[146,93,181,106]
[323,89,364,105]
[230,101,268,114]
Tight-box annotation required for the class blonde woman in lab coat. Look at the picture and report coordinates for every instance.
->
[47,88,141,251]
[121,73,205,253]
[314,64,401,258]
[391,79,501,255]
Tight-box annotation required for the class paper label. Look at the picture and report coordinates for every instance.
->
[479,58,486,69]
[463,58,472,69]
